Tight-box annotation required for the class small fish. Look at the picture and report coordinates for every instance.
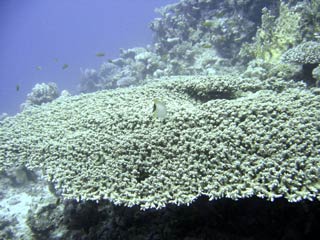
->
[96,52,105,57]
[53,58,59,62]
[16,84,20,91]
[107,59,113,63]
[62,64,69,70]
[153,99,167,120]
[36,66,42,71]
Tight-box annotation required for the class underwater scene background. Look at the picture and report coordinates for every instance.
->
[1,0,320,239]
[0,0,177,114]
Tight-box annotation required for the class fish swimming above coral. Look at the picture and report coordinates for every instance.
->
[96,52,105,57]
[62,64,69,70]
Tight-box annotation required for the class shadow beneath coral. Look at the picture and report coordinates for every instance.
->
[30,196,320,240]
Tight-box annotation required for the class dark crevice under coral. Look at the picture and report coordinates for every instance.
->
[185,90,235,103]
[303,63,319,86]
[28,196,320,240]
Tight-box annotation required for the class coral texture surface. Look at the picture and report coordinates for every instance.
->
[1,75,320,209]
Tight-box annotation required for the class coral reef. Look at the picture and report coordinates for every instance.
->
[79,1,320,93]
[0,168,57,239]
[313,65,320,86]
[79,0,280,93]
[20,82,60,110]
[281,41,320,86]
[1,74,319,210]
[78,63,120,93]
[300,0,320,40]
[242,58,303,82]
[0,113,8,123]
[27,203,65,239]
[150,0,264,61]
[78,48,163,93]
[281,41,320,64]
[2,0,320,238]
[239,2,302,63]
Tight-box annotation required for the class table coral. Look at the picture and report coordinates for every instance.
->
[1,75,320,210]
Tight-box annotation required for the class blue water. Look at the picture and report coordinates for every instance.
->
[0,0,178,115]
